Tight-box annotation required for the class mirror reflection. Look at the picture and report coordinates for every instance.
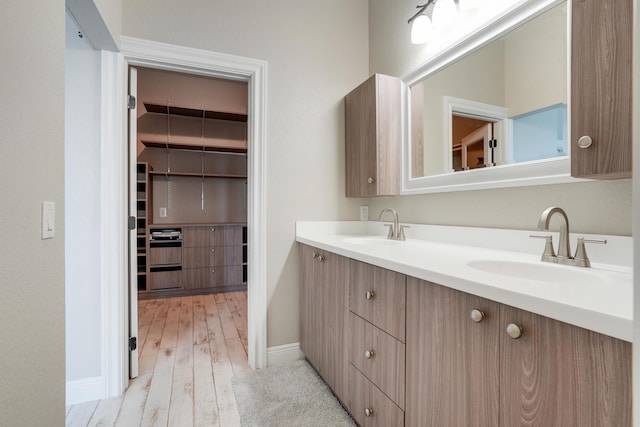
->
[410,3,567,178]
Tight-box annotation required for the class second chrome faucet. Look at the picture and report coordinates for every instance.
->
[532,206,606,268]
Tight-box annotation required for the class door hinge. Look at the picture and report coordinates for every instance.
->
[128,95,136,110]
[129,337,137,351]
[128,216,136,231]
[489,138,497,148]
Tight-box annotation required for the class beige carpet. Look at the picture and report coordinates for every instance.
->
[231,360,356,427]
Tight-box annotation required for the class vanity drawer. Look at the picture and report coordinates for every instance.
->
[182,226,243,247]
[183,266,243,289]
[349,260,406,341]
[349,312,405,409]
[183,246,242,268]
[348,364,404,427]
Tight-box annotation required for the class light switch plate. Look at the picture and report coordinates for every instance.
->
[159,207,167,218]
[360,205,369,221]
[42,201,55,239]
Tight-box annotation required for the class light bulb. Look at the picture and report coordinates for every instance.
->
[432,0,458,29]
[411,14,433,44]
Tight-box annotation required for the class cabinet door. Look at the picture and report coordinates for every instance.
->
[405,278,500,427]
[499,305,631,426]
[571,0,632,178]
[320,251,350,402]
[345,74,400,197]
[299,245,323,372]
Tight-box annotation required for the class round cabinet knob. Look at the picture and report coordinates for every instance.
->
[211,269,216,274]
[364,408,374,417]
[311,252,317,259]
[367,177,374,184]
[577,135,593,149]
[211,228,215,232]
[211,249,215,253]
[365,290,374,300]
[470,309,485,323]
[316,255,325,262]
[364,350,374,359]
[506,323,523,339]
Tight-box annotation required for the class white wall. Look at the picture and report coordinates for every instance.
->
[368,0,631,236]
[0,0,66,425]
[122,0,369,347]
[65,11,103,386]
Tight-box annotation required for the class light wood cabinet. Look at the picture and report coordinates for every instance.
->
[406,277,631,427]
[570,0,632,179]
[347,260,406,422]
[406,278,500,426]
[345,74,401,197]
[298,244,350,402]
[500,304,631,426]
[182,225,245,292]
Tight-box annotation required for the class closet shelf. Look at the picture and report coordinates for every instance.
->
[141,140,247,155]
[144,103,248,123]
[149,171,247,179]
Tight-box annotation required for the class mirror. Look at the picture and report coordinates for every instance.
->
[403,0,578,193]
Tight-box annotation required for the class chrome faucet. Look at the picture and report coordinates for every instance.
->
[538,207,571,260]
[532,206,606,268]
[378,208,408,241]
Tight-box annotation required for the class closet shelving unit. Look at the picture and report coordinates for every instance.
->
[137,102,249,298]
[136,162,152,291]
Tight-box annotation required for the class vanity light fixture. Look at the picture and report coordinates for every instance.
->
[408,0,459,44]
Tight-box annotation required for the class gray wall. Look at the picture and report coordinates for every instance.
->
[368,0,631,235]
[0,0,66,424]
[122,0,369,347]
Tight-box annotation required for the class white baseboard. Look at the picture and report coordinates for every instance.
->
[266,342,304,367]
[66,376,105,406]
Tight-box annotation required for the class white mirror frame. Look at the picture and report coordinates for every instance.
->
[401,0,585,195]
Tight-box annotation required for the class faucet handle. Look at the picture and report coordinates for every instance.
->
[573,238,607,268]
[530,235,556,262]
[398,225,410,241]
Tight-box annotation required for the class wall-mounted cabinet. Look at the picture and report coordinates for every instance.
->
[345,74,401,197]
[571,0,632,179]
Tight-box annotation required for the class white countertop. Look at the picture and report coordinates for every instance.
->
[296,221,633,342]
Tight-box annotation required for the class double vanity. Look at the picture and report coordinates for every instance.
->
[296,220,632,426]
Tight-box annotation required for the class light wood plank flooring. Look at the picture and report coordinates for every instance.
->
[66,292,249,427]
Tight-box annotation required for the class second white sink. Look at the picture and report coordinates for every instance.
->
[466,259,608,286]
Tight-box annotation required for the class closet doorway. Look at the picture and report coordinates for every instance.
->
[129,66,249,378]
[122,37,268,384]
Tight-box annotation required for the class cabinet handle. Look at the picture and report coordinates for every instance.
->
[211,249,215,253]
[211,228,215,232]
[364,408,374,417]
[211,269,216,274]
[470,309,485,323]
[506,323,523,339]
[577,135,593,149]
[365,290,374,300]
[367,177,375,184]
[312,252,317,259]
[316,255,325,262]
[364,350,374,359]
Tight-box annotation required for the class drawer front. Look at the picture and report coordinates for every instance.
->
[149,246,182,266]
[210,246,243,267]
[182,226,242,247]
[149,270,182,290]
[348,364,404,427]
[349,312,405,409]
[183,266,243,289]
[183,247,209,268]
[350,260,406,341]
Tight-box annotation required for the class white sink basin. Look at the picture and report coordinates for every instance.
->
[342,236,403,246]
[466,259,608,286]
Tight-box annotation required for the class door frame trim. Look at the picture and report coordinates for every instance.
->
[110,37,268,389]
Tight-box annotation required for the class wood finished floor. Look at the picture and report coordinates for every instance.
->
[65,292,248,427]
